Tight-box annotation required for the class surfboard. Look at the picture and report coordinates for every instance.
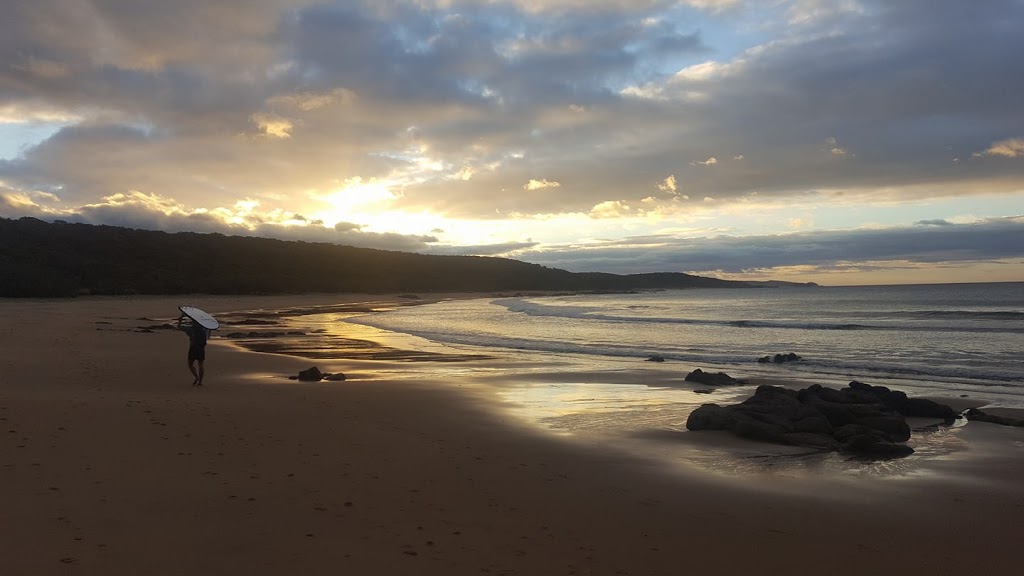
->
[179,306,219,330]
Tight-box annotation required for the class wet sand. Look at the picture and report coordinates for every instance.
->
[2,295,1023,575]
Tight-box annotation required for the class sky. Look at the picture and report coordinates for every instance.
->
[1,0,1023,286]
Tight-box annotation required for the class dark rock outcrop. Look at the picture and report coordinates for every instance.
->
[847,380,957,423]
[646,355,666,362]
[964,408,1024,427]
[685,369,741,387]
[685,381,951,457]
[323,373,347,382]
[297,366,323,382]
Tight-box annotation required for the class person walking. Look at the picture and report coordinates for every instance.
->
[177,314,208,386]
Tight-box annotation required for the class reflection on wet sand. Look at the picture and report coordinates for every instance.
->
[490,376,982,482]
[215,302,494,362]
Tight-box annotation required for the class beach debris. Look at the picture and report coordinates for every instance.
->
[646,355,666,362]
[963,408,1024,427]
[758,352,802,364]
[685,382,958,457]
[684,369,742,387]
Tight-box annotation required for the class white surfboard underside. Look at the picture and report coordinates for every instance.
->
[179,306,219,330]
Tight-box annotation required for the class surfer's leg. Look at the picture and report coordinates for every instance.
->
[188,358,199,385]
[196,360,205,386]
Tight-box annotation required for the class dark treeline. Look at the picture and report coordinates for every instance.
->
[1,217,757,297]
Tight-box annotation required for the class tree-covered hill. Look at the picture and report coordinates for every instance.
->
[0,217,753,297]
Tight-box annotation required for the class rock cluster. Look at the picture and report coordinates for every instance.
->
[686,381,959,457]
[684,369,741,387]
[758,352,802,363]
[290,366,346,382]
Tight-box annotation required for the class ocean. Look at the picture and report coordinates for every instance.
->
[347,282,1024,408]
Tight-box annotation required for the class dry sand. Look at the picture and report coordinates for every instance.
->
[2,295,1023,575]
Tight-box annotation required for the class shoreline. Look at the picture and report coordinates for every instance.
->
[3,294,1023,574]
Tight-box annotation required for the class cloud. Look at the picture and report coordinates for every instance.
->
[973,138,1024,159]
[657,174,677,194]
[915,219,953,227]
[0,102,83,124]
[333,221,363,232]
[3,0,1021,221]
[589,200,634,218]
[251,113,294,138]
[825,137,848,156]
[525,178,561,190]
[426,241,539,256]
[518,217,1024,275]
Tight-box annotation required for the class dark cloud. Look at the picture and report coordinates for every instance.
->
[334,221,363,232]
[519,217,1024,274]
[426,241,539,256]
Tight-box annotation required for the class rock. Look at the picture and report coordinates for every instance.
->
[686,404,735,430]
[684,382,936,457]
[833,424,890,443]
[848,381,955,421]
[842,433,915,457]
[757,353,802,364]
[900,398,957,421]
[733,417,789,444]
[297,366,323,382]
[323,373,347,382]
[647,355,666,362]
[854,416,911,442]
[964,408,1024,427]
[783,432,841,450]
[684,369,741,387]
[693,388,715,394]
[879,390,909,410]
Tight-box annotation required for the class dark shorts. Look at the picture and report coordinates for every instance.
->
[188,346,206,362]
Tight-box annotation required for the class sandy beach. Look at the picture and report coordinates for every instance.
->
[2,295,1023,575]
